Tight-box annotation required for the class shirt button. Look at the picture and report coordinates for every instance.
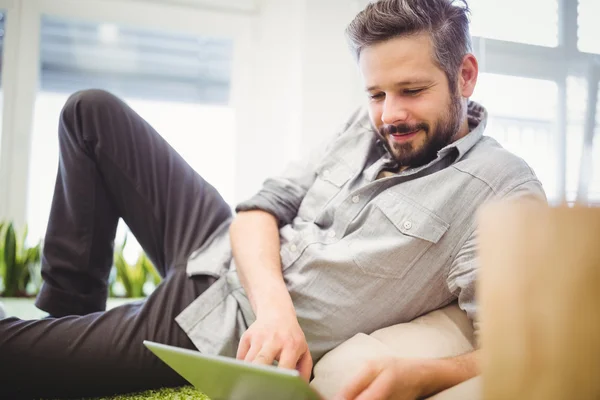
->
[290,244,297,252]
[352,195,360,203]
[327,230,336,238]
[403,221,413,230]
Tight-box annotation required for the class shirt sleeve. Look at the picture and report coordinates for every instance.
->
[235,107,365,226]
[446,229,480,339]
[446,179,547,343]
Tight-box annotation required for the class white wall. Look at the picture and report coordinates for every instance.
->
[142,0,258,12]
[300,0,364,151]
[233,0,366,202]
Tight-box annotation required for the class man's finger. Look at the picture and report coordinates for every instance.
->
[243,341,262,363]
[236,335,251,360]
[354,371,395,400]
[251,341,280,366]
[335,363,381,400]
[278,347,300,371]
[297,351,313,382]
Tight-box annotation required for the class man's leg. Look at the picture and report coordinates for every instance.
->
[0,89,232,397]
[0,269,214,399]
[34,89,232,317]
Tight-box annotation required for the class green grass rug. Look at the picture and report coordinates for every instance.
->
[76,386,209,400]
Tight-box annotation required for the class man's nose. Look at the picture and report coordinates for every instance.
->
[381,96,409,126]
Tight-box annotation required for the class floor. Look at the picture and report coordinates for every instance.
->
[1,297,141,319]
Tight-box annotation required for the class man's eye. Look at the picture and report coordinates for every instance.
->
[369,93,385,100]
[404,88,424,96]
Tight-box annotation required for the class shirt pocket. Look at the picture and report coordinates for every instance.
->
[351,197,449,279]
[297,160,354,221]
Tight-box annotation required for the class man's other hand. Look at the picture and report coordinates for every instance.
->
[334,358,425,400]
[236,308,313,382]
[334,350,479,400]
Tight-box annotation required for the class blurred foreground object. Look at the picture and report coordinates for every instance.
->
[478,200,600,400]
[576,61,599,204]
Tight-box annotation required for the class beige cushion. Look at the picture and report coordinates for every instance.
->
[311,303,479,400]
[429,376,481,400]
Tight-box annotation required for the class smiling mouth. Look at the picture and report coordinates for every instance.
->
[390,129,420,142]
[391,129,420,137]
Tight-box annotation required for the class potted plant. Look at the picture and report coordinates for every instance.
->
[109,235,161,300]
[0,222,44,319]
[0,222,42,298]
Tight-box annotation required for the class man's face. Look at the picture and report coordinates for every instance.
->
[359,33,464,168]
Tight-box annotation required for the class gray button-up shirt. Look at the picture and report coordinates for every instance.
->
[176,101,546,362]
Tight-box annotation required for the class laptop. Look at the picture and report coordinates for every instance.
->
[143,341,323,400]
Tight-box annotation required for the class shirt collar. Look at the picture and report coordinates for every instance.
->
[438,100,488,161]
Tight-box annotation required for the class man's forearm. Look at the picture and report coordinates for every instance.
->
[230,210,294,317]
[418,349,480,397]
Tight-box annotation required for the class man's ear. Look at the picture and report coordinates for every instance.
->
[459,54,478,98]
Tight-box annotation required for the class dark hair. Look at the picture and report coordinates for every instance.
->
[346,0,472,91]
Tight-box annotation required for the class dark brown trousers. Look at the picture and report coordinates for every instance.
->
[0,90,232,399]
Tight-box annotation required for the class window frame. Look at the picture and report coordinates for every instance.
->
[472,0,598,205]
[0,0,21,220]
[0,0,256,226]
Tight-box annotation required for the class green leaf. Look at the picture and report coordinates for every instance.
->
[132,257,145,298]
[121,233,128,252]
[16,224,29,262]
[27,260,43,295]
[18,260,31,293]
[143,255,162,286]
[114,251,132,297]
[0,222,5,288]
[3,223,18,297]
[23,244,41,266]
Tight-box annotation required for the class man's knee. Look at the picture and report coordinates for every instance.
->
[65,89,120,111]
[60,89,123,134]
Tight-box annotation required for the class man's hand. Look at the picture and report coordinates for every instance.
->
[236,307,313,382]
[230,211,313,380]
[334,358,426,400]
[335,351,480,400]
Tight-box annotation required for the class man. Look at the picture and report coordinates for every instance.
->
[0,0,545,399]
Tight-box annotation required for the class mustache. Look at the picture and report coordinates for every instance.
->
[380,122,429,136]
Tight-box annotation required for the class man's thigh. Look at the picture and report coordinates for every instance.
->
[0,268,214,399]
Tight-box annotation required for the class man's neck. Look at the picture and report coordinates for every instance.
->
[453,118,471,143]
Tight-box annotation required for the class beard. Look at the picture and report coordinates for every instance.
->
[377,90,464,168]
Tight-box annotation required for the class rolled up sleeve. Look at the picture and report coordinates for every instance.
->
[447,229,479,337]
[235,158,320,227]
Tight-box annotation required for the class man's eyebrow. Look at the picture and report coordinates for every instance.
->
[366,80,432,92]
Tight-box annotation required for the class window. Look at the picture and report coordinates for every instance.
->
[565,77,600,203]
[0,10,5,152]
[578,0,600,54]
[26,15,235,259]
[471,73,559,200]
[469,0,559,47]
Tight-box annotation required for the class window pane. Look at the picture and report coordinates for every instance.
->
[578,0,600,54]
[471,73,559,200]
[469,0,559,47]
[27,16,235,257]
[0,10,5,155]
[566,77,600,204]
